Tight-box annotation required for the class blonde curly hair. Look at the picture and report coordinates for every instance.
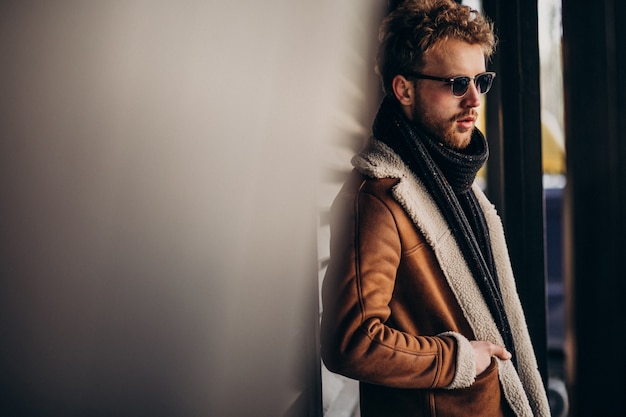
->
[377,0,496,97]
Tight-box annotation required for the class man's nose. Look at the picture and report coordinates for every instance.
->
[462,81,482,108]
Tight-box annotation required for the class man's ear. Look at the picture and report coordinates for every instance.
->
[391,75,414,105]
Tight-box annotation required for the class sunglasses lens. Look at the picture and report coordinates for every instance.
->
[476,73,494,94]
[452,77,471,96]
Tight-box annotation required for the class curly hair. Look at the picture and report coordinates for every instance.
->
[377,0,497,97]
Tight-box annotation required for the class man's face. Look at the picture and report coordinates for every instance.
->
[412,39,487,150]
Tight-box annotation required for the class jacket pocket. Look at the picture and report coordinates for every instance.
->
[430,358,506,417]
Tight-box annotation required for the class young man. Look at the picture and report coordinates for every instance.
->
[320,1,551,416]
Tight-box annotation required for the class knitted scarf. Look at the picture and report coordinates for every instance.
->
[372,97,517,366]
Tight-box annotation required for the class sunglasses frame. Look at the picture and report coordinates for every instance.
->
[403,71,496,97]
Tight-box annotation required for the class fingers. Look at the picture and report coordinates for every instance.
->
[469,340,512,360]
[469,340,512,375]
[490,343,512,360]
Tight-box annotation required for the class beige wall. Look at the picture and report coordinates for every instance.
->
[0,2,380,415]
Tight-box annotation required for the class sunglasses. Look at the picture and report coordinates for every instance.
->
[404,71,496,97]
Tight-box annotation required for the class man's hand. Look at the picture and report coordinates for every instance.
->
[469,340,512,375]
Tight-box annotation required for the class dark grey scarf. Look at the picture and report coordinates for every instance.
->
[372,97,517,366]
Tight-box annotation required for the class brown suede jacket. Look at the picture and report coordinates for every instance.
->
[320,140,550,417]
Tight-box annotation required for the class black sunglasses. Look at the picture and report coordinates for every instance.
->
[403,71,496,97]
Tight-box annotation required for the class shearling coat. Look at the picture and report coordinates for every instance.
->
[320,140,550,417]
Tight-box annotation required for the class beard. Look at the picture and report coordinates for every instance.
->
[412,104,477,150]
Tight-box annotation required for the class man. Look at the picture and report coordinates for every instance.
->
[320,1,551,416]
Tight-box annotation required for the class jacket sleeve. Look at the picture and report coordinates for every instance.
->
[320,177,476,390]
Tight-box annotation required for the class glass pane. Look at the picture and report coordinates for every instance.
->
[538,0,569,416]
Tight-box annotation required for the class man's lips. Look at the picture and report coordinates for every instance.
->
[456,116,475,130]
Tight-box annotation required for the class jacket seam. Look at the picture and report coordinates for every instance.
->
[353,179,367,323]
[431,336,443,388]
[354,179,402,324]
[356,325,440,357]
